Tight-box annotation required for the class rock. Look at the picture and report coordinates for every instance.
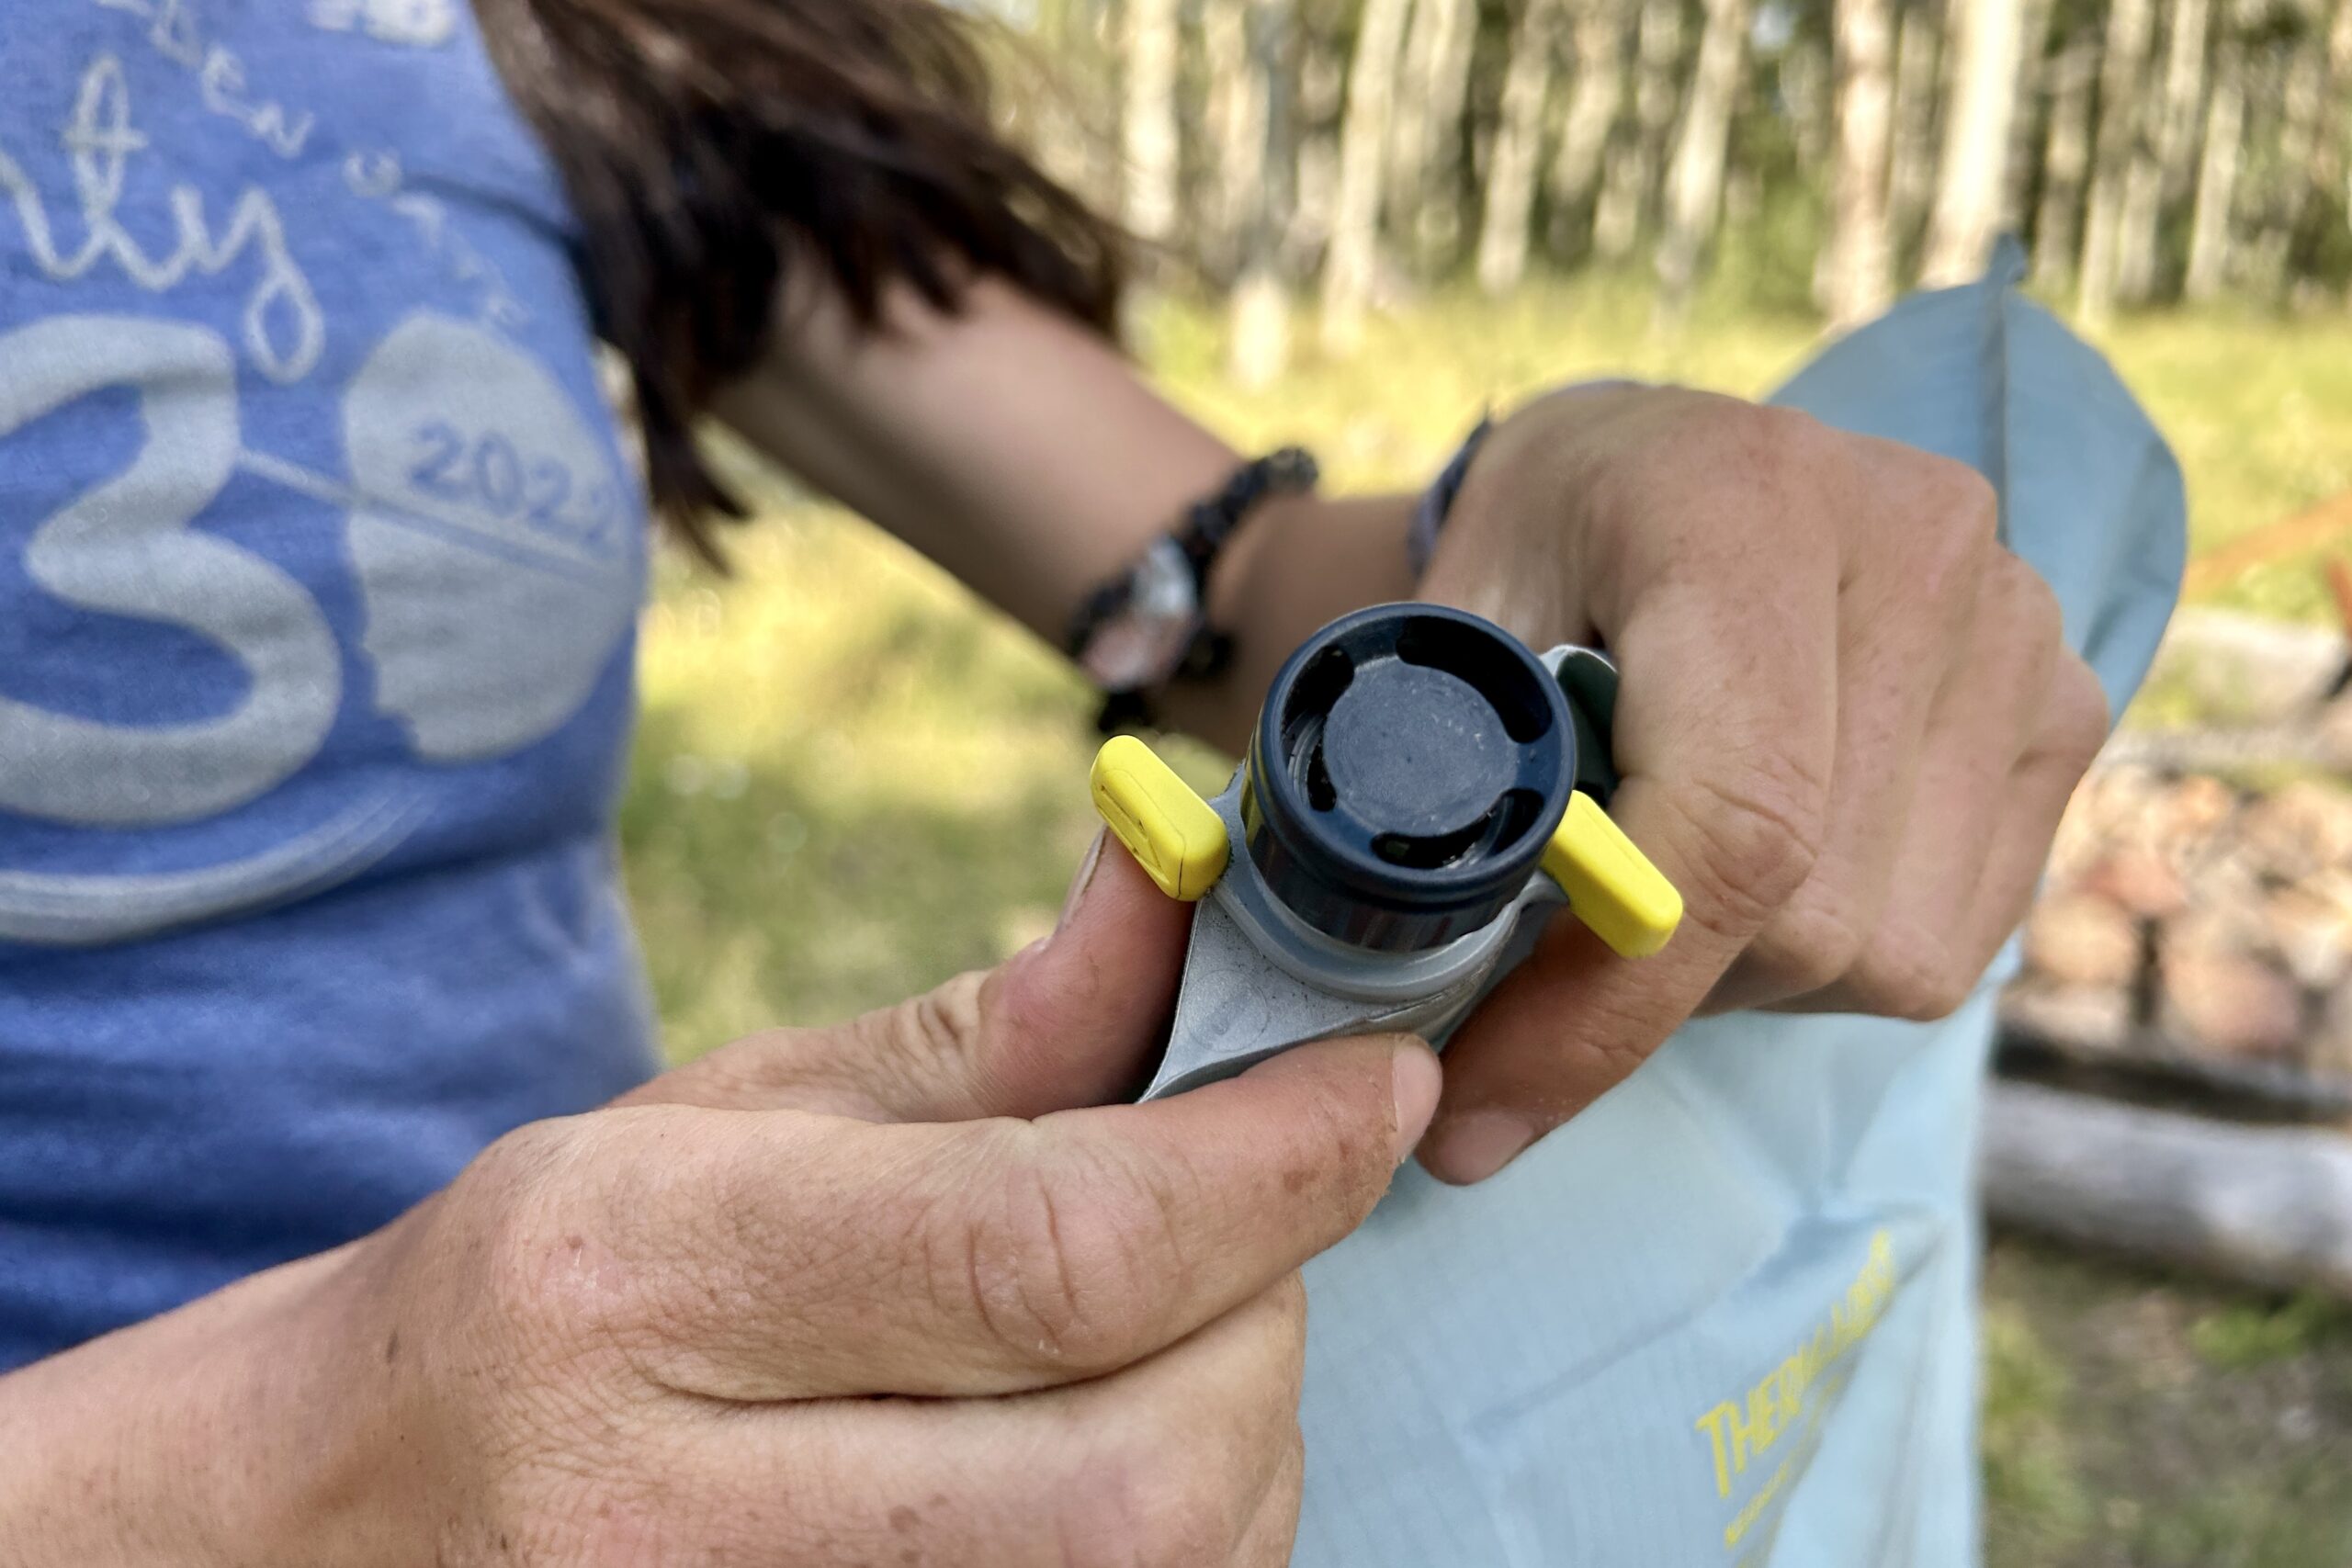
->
[2000,982,2134,1052]
[2148,774,2240,846]
[2143,608,2347,725]
[2024,894,2143,988]
[2081,847,2190,919]
[2157,943,2306,1060]
[2263,879,2352,990]
[2239,780,2352,876]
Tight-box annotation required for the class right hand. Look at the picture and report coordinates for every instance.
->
[285,839,1439,1565]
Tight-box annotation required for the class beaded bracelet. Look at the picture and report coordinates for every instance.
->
[1066,446,1319,732]
[1408,413,1494,579]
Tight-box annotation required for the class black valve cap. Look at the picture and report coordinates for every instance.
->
[1241,603,1577,953]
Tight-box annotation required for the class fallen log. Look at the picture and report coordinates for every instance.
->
[1996,1023,2352,1124]
[1982,1080,2352,1297]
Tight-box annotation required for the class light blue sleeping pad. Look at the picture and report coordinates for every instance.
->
[1291,243,2186,1568]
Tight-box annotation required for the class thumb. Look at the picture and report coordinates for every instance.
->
[625,833,1193,1122]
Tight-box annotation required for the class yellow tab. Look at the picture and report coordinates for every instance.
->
[1088,737,1231,902]
[1542,791,1683,958]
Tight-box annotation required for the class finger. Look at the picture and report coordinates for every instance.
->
[1421,407,1843,1184]
[1936,657,2110,1007]
[618,1034,1438,1400]
[1780,560,2086,1017]
[622,832,1193,1121]
[1706,452,1996,1011]
[1230,1415,1307,1566]
[673,1280,1308,1567]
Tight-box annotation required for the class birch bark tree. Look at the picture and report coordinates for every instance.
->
[1546,0,1631,248]
[2032,39,2098,286]
[1824,0,1898,327]
[1204,0,1269,276]
[1479,0,1572,291]
[1230,0,1298,386]
[2077,0,2158,322]
[1321,0,1415,351]
[1886,0,1942,250]
[1921,0,2026,282]
[1594,0,1685,260]
[2184,3,2246,299]
[1121,0,1182,247]
[1654,0,1754,316]
[1390,0,1480,269]
[1784,34,1835,175]
[2256,6,2330,294]
[2002,0,2059,229]
[2115,0,2211,300]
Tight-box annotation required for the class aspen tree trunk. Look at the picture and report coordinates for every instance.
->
[1121,0,1182,247]
[1288,34,1346,271]
[2077,0,2157,322]
[2116,0,2211,299]
[1921,0,2026,282]
[2002,0,2059,228]
[2184,17,2245,300]
[1204,0,1268,277]
[2154,0,2212,195]
[2261,15,2329,293]
[2032,40,2097,286]
[1654,0,1754,317]
[1594,0,1684,260]
[1390,0,1450,222]
[1390,0,1479,268]
[1548,0,1631,243]
[1479,0,1570,292]
[1886,0,1943,251]
[1782,36,1834,175]
[1229,0,1298,386]
[2322,0,2352,303]
[1824,0,1898,328]
[1321,0,1415,352]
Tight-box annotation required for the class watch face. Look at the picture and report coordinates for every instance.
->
[1078,536,1201,691]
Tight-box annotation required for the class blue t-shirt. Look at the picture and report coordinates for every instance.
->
[0,0,658,1365]
[0,9,2188,1565]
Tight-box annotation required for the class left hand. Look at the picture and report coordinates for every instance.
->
[1415,382,2109,1184]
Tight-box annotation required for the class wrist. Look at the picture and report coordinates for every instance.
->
[0,1242,390,1568]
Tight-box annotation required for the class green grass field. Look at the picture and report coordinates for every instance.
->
[620,277,2352,1563]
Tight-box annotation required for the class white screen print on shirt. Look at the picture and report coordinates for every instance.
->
[0,25,641,944]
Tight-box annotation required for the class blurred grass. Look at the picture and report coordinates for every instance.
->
[619,276,2352,1562]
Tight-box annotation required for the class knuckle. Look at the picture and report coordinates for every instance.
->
[855,972,988,1100]
[1913,457,2000,556]
[1671,755,1829,938]
[955,1132,1182,1372]
[1746,894,1868,998]
[2042,655,2112,768]
[1709,402,1834,491]
[1855,930,1975,1022]
[1988,550,2064,642]
[464,1123,594,1328]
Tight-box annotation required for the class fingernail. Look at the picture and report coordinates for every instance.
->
[1052,829,1108,941]
[1388,1043,1443,1166]
[1423,1110,1534,1185]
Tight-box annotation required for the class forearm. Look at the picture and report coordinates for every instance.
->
[0,1246,371,1568]
[716,276,1420,754]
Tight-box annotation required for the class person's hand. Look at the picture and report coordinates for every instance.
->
[1416,383,2108,1184]
[6,841,1438,1568]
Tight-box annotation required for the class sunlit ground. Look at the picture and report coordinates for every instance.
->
[622,274,2352,1563]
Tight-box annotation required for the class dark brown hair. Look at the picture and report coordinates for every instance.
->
[472,0,1125,563]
